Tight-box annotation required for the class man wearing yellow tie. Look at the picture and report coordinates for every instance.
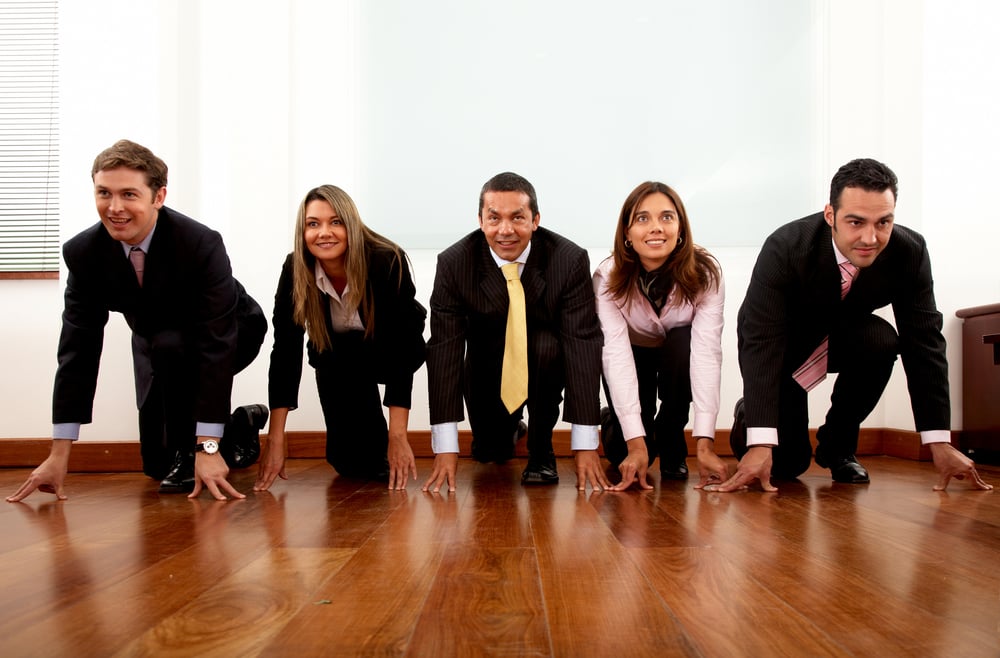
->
[423,172,609,492]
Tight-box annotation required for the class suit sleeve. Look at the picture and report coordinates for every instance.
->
[738,233,794,429]
[558,249,603,425]
[376,250,426,409]
[426,251,468,424]
[893,240,950,430]
[267,254,305,410]
[190,231,243,424]
[52,254,109,424]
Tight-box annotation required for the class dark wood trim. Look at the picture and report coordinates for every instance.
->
[0,427,948,472]
[0,271,59,280]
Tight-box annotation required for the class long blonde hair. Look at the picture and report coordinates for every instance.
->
[292,185,404,351]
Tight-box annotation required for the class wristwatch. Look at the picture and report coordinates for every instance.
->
[195,439,220,455]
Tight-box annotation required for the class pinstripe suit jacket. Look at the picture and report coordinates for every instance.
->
[737,212,950,432]
[426,226,603,426]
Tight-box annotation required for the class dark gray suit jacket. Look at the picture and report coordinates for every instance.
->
[53,206,265,426]
[737,212,949,431]
[426,227,602,426]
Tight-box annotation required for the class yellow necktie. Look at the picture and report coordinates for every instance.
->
[500,262,528,413]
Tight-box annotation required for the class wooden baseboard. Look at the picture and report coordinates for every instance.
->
[0,427,948,472]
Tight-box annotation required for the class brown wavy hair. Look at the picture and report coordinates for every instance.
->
[91,139,168,195]
[292,185,405,351]
[606,181,720,307]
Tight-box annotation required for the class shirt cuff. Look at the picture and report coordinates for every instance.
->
[53,423,80,441]
[746,427,779,446]
[619,414,645,443]
[196,422,226,439]
[571,424,599,451]
[692,412,717,440]
[920,430,952,445]
[431,422,460,453]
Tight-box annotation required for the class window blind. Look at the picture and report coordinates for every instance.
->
[0,0,59,275]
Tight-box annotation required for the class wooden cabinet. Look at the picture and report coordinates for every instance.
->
[956,303,1000,464]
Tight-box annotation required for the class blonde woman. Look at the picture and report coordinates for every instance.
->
[256,185,426,491]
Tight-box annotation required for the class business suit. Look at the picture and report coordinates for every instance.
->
[54,206,266,478]
[268,246,426,476]
[737,212,949,477]
[426,226,603,463]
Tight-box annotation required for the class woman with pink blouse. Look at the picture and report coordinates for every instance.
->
[594,181,729,491]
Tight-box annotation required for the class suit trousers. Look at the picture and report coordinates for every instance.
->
[137,318,265,479]
[465,332,564,465]
[315,330,390,479]
[601,325,692,469]
[733,314,899,479]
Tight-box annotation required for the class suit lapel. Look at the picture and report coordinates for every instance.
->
[521,237,546,305]
[478,239,508,307]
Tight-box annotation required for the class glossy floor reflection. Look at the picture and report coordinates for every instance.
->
[0,456,997,657]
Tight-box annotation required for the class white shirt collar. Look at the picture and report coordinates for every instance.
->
[488,240,531,269]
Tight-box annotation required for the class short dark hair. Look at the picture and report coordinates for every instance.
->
[91,139,169,195]
[829,158,898,211]
[478,172,539,217]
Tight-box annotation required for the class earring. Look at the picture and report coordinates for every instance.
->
[677,236,683,245]
[624,239,633,248]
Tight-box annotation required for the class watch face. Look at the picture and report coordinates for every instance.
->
[198,440,219,455]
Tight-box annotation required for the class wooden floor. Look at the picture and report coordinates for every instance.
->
[0,456,997,658]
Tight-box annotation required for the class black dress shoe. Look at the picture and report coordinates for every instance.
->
[222,404,268,469]
[660,461,689,480]
[521,461,559,485]
[158,452,195,493]
[730,398,747,459]
[817,454,870,483]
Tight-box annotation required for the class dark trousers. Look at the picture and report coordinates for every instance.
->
[601,325,692,469]
[315,330,390,479]
[137,311,266,479]
[733,314,898,479]
[465,333,564,466]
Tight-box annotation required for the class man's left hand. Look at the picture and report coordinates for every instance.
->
[929,442,993,491]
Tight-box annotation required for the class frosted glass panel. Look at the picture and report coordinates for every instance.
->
[358,1,821,250]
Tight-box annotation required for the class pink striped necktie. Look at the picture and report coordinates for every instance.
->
[792,262,859,391]
[129,247,145,287]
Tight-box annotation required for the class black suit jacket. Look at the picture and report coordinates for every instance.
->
[53,206,264,426]
[426,226,603,425]
[267,245,427,410]
[737,212,950,431]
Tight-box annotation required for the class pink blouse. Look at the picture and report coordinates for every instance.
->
[592,256,725,442]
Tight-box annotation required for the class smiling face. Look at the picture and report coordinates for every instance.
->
[303,198,348,272]
[94,167,165,245]
[478,190,539,261]
[626,192,680,271]
[824,186,895,268]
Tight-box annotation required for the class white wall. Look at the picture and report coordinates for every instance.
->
[1,0,998,442]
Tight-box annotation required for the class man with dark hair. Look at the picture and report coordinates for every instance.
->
[7,139,268,502]
[714,158,991,492]
[423,172,609,492]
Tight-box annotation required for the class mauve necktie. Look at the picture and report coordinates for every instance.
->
[792,261,859,391]
[129,246,145,287]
